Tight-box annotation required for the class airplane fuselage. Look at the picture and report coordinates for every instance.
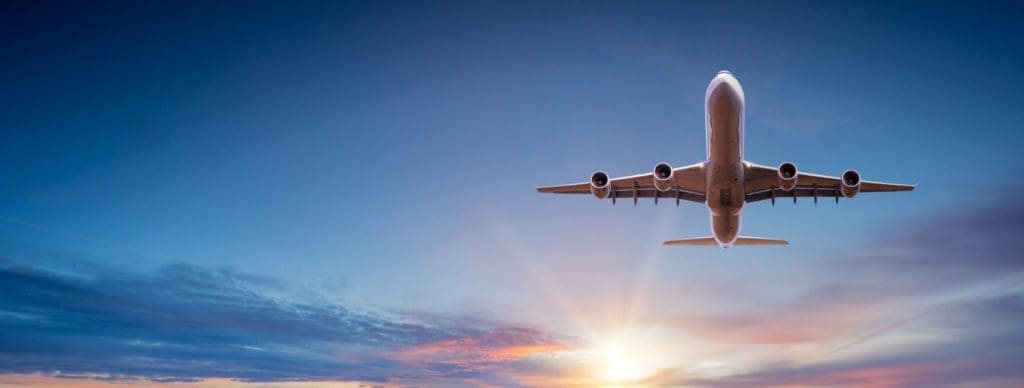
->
[705,71,746,247]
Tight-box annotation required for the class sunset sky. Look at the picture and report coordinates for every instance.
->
[2,1,1024,386]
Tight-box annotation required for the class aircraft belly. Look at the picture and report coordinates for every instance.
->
[706,163,744,216]
[705,71,746,246]
[711,213,741,246]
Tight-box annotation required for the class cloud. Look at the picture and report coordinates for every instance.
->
[647,193,1024,386]
[0,261,566,384]
[687,293,1024,387]
[397,332,564,377]
[4,192,1024,386]
[667,195,1024,346]
[668,284,898,345]
[836,200,1024,291]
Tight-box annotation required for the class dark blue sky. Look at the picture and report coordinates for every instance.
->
[1,1,1023,386]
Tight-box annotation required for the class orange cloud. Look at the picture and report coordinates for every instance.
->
[401,337,563,362]
[386,328,572,381]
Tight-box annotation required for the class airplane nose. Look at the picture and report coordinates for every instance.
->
[708,78,741,105]
[707,71,744,104]
[713,78,735,93]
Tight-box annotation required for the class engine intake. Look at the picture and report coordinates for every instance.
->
[590,171,611,199]
[653,162,674,192]
[777,162,798,191]
[841,169,861,198]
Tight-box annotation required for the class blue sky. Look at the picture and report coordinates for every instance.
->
[1,1,1024,386]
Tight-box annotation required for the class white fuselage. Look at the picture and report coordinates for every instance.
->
[704,71,746,247]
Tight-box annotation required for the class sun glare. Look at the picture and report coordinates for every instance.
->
[599,341,650,383]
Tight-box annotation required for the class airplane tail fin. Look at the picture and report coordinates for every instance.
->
[662,236,789,246]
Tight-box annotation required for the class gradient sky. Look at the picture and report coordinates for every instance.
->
[2,1,1024,387]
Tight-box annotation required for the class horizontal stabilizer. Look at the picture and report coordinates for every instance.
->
[733,236,789,245]
[662,237,718,246]
[662,236,789,246]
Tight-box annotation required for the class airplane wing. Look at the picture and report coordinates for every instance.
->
[537,162,707,204]
[743,162,915,203]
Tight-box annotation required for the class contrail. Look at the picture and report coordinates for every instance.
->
[0,216,172,261]
[827,276,1024,357]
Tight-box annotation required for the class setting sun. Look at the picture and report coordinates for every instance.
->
[598,340,654,383]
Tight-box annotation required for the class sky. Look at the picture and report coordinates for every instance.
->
[1,0,1024,386]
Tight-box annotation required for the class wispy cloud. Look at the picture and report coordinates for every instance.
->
[4,195,1024,386]
[0,260,567,384]
[690,294,1024,387]
[671,194,1024,337]
[652,194,1024,386]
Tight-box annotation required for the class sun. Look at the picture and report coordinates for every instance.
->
[599,341,649,383]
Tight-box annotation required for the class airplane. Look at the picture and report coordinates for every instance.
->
[537,70,915,248]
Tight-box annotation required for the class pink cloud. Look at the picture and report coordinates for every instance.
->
[394,328,566,375]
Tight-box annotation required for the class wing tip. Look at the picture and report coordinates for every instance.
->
[536,185,557,193]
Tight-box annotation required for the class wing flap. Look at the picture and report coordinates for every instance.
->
[746,186,842,203]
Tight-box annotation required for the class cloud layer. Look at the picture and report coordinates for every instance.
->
[0,261,565,384]
[3,198,1024,386]
[654,197,1024,386]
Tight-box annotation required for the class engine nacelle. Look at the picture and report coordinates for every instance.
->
[653,162,674,192]
[841,169,861,198]
[590,171,611,199]
[777,162,798,191]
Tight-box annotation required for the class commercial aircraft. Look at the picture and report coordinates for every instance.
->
[537,71,915,248]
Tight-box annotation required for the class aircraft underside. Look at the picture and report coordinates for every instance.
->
[537,71,915,248]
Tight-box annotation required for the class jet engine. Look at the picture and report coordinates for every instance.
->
[653,162,674,192]
[590,171,612,199]
[841,169,861,198]
[777,162,798,191]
